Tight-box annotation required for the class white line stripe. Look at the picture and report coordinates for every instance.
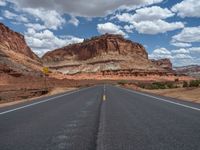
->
[117,86,200,112]
[0,86,93,115]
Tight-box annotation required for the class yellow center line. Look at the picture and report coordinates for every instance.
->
[103,95,106,101]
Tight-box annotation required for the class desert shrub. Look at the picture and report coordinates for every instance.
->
[175,78,179,82]
[183,81,188,88]
[140,81,177,89]
[118,80,127,85]
[138,83,146,89]
[189,80,200,87]
[146,82,166,89]
[165,82,175,89]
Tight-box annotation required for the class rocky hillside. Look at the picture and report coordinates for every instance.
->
[174,65,200,78]
[0,23,42,76]
[43,34,168,75]
[151,59,173,71]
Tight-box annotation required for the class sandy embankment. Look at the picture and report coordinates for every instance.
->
[142,88,200,103]
[0,87,78,108]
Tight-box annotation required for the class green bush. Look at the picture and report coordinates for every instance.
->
[189,80,200,87]
[183,81,188,88]
[145,82,166,89]
[118,80,127,85]
[165,82,175,89]
[139,81,177,89]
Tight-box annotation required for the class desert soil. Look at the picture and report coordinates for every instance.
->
[142,88,200,104]
[0,87,78,108]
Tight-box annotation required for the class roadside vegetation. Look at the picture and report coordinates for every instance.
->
[138,79,200,90]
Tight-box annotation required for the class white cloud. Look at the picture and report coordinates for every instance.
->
[150,47,200,66]
[0,16,3,20]
[132,20,184,34]
[115,6,183,34]
[118,6,174,22]
[97,22,127,37]
[172,26,200,43]
[4,10,16,19]
[3,10,28,22]
[25,28,83,56]
[25,23,46,31]
[149,47,173,59]
[23,8,65,30]
[171,48,190,54]
[0,0,6,6]
[170,42,192,47]
[116,6,174,22]
[124,25,134,33]
[10,0,163,17]
[172,0,200,18]
[173,54,193,59]
[189,47,200,54]
[69,16,79,26]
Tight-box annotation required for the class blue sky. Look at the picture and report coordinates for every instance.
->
[0,0,200,66]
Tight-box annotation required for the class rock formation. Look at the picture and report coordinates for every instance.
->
[0,23,40,61]
[174,65,200,78]
[0,23,42,76]
[43,34,168,75]
[151,58,173,71]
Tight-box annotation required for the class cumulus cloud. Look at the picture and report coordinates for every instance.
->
[25,28,83,56]
[97,22,127,37]
[116,6,174,22]
[3,10,28,22]
[115,6,184,34]
[133,20,184,34]
[189,47,200,54]
[10,0,163,17]
[69,16,79,26]
[0,0,6,6]
[150,47,200,66]
[172,0,200,18]
[149,47,173,59]
[172,26,200,43]
[23,8,65,30]
[171,48,190,54]
[25,23,46,31]
[124,25,134,33]
[170,42,192,47]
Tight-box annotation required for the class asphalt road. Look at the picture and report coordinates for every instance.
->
[0,85,200,150]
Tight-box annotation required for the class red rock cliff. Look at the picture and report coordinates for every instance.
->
[42,34,148,62]
[0,23,40,61]
[0,23,42,76]
[151,58,173,71]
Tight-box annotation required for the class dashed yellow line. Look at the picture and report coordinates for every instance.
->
[103,95,106,101]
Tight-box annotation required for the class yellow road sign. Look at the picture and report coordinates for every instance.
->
[43,67,49,74]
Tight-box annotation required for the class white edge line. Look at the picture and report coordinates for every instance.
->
[0,86,93,115]
[117,86,200,112]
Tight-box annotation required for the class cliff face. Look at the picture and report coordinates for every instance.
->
[0,23,40,61]
[151,59,173,71]
[43,34,148,62]
[0,23,42,76]
[42,34,166,74]
[174,65,200,78]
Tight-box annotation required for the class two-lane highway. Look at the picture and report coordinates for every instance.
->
[0,85,200,150]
